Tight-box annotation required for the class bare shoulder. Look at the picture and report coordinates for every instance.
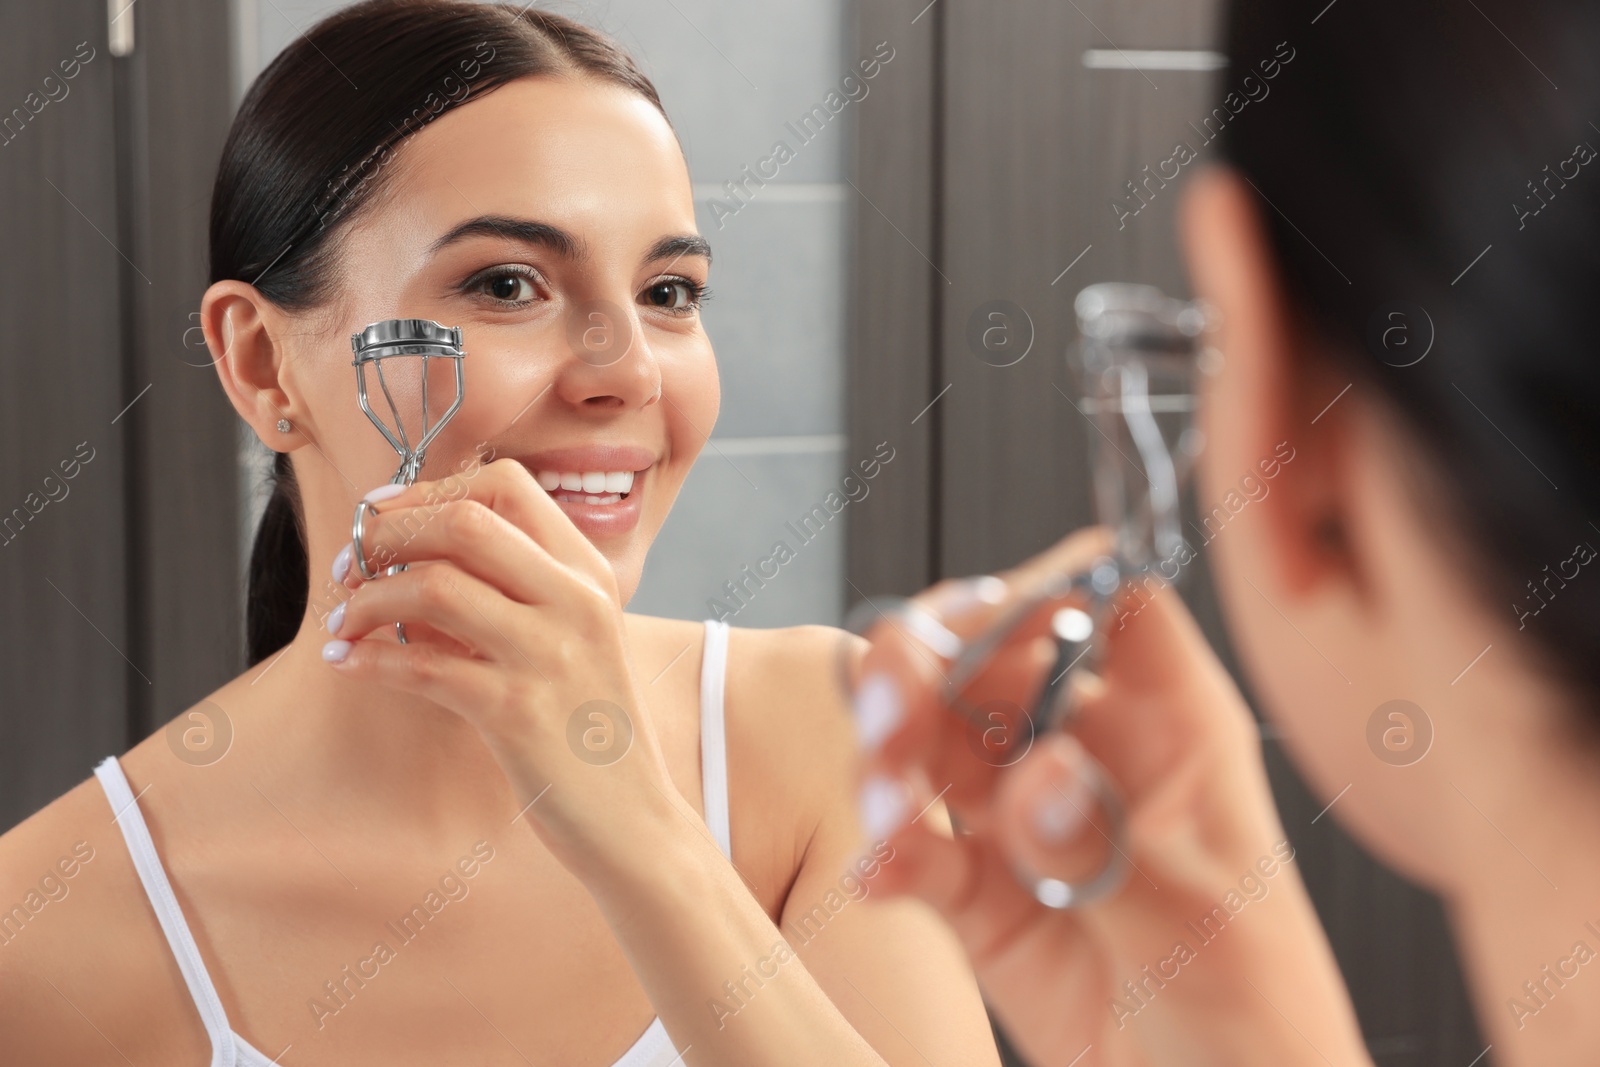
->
[723,622,864,753]
[624,613,866,772]
[0,769,208,1063]
[720,624,867,882]
[622,615,867,911]
[0,773,124,974]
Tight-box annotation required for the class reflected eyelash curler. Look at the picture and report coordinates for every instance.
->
[843,282,1217,910]
[348,318,467,644]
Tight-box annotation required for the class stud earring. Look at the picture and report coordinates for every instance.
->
[276,418,292,433]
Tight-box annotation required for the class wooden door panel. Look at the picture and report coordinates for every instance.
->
[0,0,130,824]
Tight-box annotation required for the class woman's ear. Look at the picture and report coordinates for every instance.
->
[200,280,302,450]
[1176,164,1362,603]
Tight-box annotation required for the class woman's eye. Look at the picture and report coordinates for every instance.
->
[640,279,704,312]
[467,267,540,306]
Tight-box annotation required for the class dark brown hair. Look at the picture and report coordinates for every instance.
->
[1219,0,1600,708]
[209,0,667,665]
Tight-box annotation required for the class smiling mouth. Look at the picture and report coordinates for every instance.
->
[533,468,637,506]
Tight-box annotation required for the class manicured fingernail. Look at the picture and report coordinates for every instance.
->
[858,775,910,842]
[853,672,902,753]
[1032,766,1093,843]
[929,574,1007,616]
[321,640,352,664]
[363,483,406,503]
[326,601,346,636]
[331,543,352,584]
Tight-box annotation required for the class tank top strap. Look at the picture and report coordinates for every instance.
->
[93,755,237,1067]
[698,619,733,860]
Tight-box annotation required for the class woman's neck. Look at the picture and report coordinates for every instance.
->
[241,621,521,831]
[234,607,673,835]
[1444,706,1600,1066]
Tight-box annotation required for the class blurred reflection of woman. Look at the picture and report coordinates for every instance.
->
[851,1,1600,1065]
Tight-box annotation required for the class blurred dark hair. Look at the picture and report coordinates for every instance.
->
[209,0,666,666]
[1219,0,1600,708]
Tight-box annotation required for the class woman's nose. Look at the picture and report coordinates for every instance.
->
[553,298,662,410]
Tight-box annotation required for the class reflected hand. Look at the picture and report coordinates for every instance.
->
[847,527,1371,1067]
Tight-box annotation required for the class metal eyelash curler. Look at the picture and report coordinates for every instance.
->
[348,318,467,644]
[844,282,1217,909]
[1017,282,1216,730]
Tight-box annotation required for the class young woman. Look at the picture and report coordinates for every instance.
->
[851,0,1600,1065]
[0,3,1001,1064]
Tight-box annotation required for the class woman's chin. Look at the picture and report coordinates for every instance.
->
[547,490,643,539]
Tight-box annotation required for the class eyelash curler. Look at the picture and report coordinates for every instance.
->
[844,282,1217,908]
[348,318,467,644]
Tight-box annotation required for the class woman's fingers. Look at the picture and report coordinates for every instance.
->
[327,609,474,657]
[866,636,1058,835]
[867,799,1113,1061]
[425,456,600,562]
[341,457,612,595]
[1071,576,1259,807]
[331,562,538,667]
[852,527,1117,826]
[993,732,1126,899]
[338,494,559,606]
[325,622,509,729]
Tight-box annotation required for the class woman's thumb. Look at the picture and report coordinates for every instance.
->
[996,732,1125,902]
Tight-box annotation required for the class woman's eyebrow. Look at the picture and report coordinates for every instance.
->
[645,234,712,267]
[427,216,588,261]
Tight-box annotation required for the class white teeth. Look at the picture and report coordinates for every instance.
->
[533,469,637,498]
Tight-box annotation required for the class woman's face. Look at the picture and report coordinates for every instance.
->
[1175,167,1554,885]
[270,76,717,605]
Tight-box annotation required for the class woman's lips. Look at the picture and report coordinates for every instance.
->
[538,466,645,538]
[515,446,657,540]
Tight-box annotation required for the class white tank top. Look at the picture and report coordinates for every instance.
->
[93,619,732,1067]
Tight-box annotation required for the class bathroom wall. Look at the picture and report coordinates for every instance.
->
[233,0,856,629]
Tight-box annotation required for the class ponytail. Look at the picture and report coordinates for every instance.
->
[246,452,308,666]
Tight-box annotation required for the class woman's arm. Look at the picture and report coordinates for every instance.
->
[580,771,970,1064]
[326,460,993,1065]
[699,623,1001,1061]
[583,623,999,1064]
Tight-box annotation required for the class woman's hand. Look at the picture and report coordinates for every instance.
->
[318,458,963,1065]
[849,528,1372,1067]
[321,458,676,885]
